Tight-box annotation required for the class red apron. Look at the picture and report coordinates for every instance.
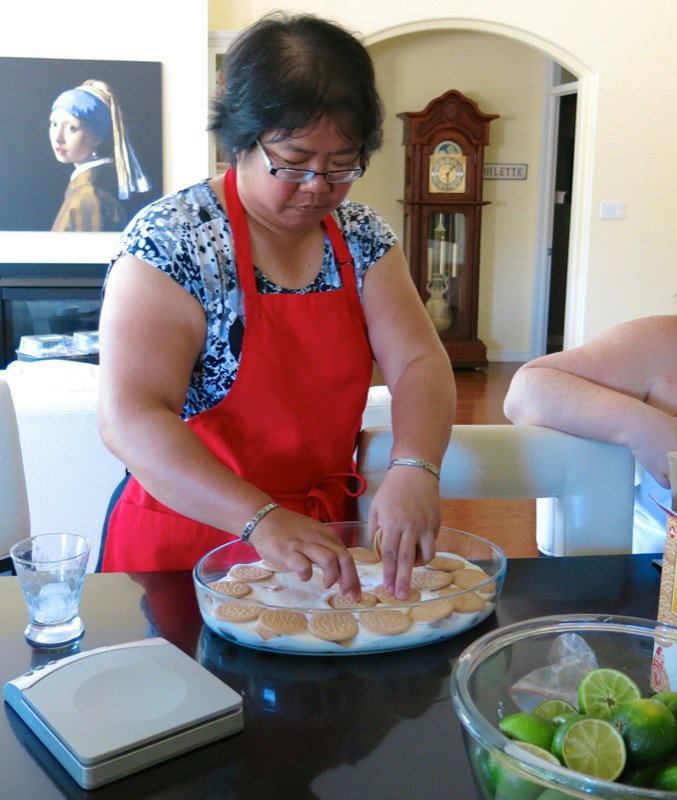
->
[103,169,373,571]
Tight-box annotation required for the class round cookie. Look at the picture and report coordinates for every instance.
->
[410,568,454,591]
[228,564,274,582]
[372,528,383,560]
[327,591,379,609]
[308,611,359,642]
[348,546,380,564]
[429,554,466,572]
[453,591,487,613]
[360,609,411,636]
[208,579,252,598]
[214,599,262,623]
[258,608,307,636]
[373,584,422,605]
[453,567,495,593]
[409,597,456,623]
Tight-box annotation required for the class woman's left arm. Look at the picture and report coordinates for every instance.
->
[363,243,456,598]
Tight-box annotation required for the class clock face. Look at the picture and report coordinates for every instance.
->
[428,153,466,193]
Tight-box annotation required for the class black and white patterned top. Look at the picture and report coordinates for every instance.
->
[108,179,398,419]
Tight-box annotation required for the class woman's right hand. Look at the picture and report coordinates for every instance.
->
[248,507,362,600]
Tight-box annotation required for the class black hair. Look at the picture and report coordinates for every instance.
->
[208,12,384,166]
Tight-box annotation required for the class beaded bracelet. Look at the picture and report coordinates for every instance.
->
[388,457,441,480]
[241,501,280,543]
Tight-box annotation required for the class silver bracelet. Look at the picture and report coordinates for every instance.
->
[241,501,280,543]
[388,457,441,480]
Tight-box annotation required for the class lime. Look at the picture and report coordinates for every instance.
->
[623,763,660,788]
[653,763,677,792]
[533,698,578,722]
[577,668,641,720]
[499,712,557,750]
[652,690,677,721]
[558,717,627,781]
[550,715,585,762]
[490,743,560,800]
[611,698,677,767]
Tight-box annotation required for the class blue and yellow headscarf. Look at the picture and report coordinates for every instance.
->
[51,79,151,200]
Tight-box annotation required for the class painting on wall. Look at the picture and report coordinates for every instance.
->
[0,57,162,233]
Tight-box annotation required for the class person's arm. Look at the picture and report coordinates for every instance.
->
[503,316,677,487]
[362,244,456,598]
[98,255,361,596]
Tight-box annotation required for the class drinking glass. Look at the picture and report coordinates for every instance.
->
[10,533,90,647]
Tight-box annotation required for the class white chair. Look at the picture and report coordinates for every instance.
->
[356,424,636,556]
[0,360,126,572]
[0,378,30,572]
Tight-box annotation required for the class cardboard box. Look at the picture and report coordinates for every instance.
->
[652,452,677,691]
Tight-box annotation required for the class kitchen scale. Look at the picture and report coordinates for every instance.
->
[3,637,243,789]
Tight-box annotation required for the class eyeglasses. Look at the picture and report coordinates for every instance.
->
[256,139,364,184]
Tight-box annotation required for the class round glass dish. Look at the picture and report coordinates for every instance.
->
[193,521,506,655]
[450,614,677,799]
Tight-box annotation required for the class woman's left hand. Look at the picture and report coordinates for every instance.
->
[367,466,441,599]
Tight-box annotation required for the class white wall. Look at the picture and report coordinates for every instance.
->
[0,0,209,266]
[211,0,677,356]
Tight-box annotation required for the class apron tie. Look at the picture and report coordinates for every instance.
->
[305,471,367,523]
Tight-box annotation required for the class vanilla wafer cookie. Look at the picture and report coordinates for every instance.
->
[308,611,359,642]
[409,597,456,623]
[258,608,308,636]
[214,599,262,623]
[228,565,274,582]
[348,546,380,564]
[410,568,454,591]
[429,554,466,572]
[372,528,383,559]
[453,591,487,613]
[373,584,421,605]
[452,567,495,592]
[360,609,411,636]
[208,579,252,598]
[327,591,379,609]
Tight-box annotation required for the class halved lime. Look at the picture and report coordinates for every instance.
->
[559,717,627,781]
[533,698,578,722]
[499,711,557,750]
[550,714,585,761]
[577,668,641,720]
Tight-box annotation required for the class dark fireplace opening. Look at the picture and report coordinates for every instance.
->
[0,263,106,369]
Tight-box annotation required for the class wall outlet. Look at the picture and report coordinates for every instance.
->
[600,201,625,220]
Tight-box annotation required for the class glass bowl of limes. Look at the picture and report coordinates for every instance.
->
[451,615,677,798]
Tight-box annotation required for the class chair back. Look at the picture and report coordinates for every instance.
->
[0,379,30,570]
[356,424,635,556]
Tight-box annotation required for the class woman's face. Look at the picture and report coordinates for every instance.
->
[49,108,99,166]
[235,117,361,236]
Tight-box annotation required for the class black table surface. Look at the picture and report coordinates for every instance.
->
[0,554,662,799]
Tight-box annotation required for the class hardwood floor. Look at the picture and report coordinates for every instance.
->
[446,363,538,558]
[372,362,538,558]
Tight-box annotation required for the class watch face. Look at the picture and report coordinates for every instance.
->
[429,153,466,193]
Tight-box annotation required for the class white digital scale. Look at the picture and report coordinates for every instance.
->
[3,637,243,789]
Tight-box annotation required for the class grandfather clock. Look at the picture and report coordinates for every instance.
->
[398,90,498,368]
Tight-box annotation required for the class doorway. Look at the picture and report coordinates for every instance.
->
[547,91,577,353]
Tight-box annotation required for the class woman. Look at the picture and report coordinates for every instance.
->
[49,79,150,232]
[504,314,677,553]
[98,13,455,599]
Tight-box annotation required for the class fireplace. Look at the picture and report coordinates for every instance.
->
[0,263,106,368]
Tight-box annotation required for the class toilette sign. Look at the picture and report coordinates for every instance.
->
[483,163,528,180]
